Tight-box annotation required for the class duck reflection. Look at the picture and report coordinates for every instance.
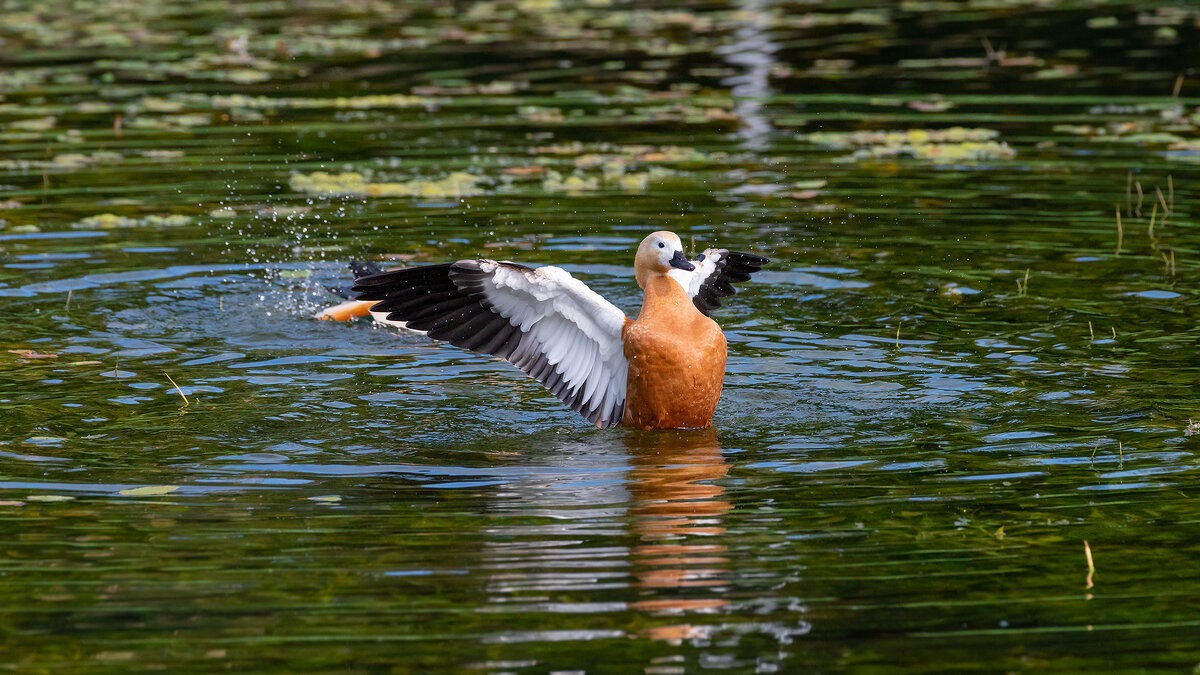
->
[477,428,731,645]
[625,428,731,639]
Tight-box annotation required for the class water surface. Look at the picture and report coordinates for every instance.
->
[2,1,1200,671]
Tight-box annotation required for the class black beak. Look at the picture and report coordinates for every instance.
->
[669,250,695,271]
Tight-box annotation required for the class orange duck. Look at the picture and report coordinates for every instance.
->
[335,232,767,429]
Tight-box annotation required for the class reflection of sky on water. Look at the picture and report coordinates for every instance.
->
[718,0,777,149]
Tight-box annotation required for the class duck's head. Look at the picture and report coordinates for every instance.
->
[634,231,693,288]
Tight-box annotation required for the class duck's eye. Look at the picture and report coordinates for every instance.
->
[657,242,665,249]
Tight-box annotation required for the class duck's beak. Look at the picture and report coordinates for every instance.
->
[669,250,695,271]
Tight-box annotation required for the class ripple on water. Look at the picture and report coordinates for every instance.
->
[2,4,1200,670]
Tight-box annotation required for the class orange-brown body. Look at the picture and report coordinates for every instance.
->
[621,275,727,429]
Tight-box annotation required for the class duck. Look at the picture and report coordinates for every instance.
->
[337,232,768,429]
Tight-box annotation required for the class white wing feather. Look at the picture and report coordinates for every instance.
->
[476,262,628,426]
[352,258,631,426]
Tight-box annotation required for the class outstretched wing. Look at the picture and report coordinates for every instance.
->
[352,261,629,428]
[668,249,769,315]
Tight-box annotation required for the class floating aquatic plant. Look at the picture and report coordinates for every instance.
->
[140,150,185,160]
[289,171,485,199]
[1051,106,1200,163]
[127,114,213,130]
[9,117,56,131]
[539,166,674,193]
[541,170,600,192]
[801,128,1016,163]
[0,152,123,171]
[72,214,193,230]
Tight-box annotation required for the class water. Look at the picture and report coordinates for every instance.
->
[2,1,1200,671]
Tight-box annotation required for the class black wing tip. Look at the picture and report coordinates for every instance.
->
[727,251,770,266]
[322,261,388,300]
[351,263,456,296]
[349,260,385,279]
[689,249,767,315]
[325,285,354,300]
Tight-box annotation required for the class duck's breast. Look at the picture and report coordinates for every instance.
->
[621,314,727,429]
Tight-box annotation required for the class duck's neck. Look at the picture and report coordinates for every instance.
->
[637,273,695,321]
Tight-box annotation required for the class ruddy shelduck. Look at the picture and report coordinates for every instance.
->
[338,232,767,429]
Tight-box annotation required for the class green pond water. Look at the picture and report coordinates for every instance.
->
[2,0,1200,671]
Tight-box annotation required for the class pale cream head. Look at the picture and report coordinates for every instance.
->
[634,230,689,288]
